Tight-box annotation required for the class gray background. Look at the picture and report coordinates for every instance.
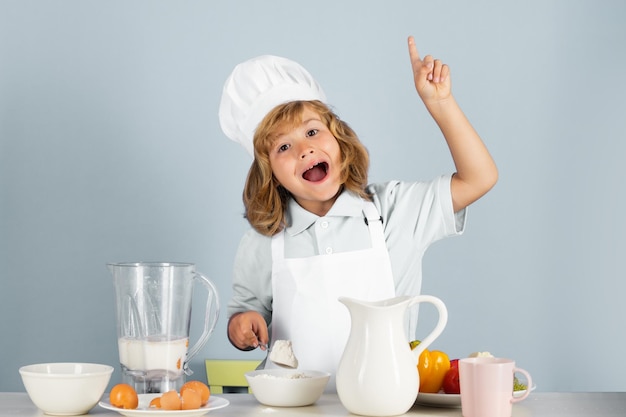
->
[1,0,625,393]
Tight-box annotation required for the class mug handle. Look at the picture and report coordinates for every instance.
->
[511,367,533,403]
[184,272,221,373]
[407,295,448,358]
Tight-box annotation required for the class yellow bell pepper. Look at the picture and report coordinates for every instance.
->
[416,348,450,393]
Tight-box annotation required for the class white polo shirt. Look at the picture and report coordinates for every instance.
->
[228,174,466,331]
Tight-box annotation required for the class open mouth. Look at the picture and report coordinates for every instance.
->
[302,162,329,182]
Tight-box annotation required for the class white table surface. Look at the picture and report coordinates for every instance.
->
[2,392,625,417]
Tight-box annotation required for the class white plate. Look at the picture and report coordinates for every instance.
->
[415,385,536,408]
[99,394,229,417]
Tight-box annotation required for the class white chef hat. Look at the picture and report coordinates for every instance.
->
[219,55,327,157]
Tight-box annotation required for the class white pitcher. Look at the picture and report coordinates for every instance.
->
[336,295,447,416]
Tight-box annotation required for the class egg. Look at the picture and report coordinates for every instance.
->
[109,384,138,409]
[159,390,182,410]
[181,388,202,410]
[180,381,210,406]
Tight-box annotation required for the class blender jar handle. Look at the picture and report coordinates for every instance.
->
[185,272,220,372]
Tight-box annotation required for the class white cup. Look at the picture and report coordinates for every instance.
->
[459,357,532,417]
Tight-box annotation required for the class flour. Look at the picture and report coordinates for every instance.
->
[269,339,299,368]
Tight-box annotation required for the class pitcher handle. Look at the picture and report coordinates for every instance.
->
[185,272,220,374]
[407,295,448,358]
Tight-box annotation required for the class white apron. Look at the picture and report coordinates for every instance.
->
[269,201,395,392]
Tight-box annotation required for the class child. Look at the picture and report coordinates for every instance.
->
[218,36,497,390]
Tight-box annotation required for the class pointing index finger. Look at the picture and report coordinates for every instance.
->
[407,35,421,63]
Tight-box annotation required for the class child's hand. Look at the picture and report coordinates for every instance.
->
[407,36,451,103]
[227,311,269,350]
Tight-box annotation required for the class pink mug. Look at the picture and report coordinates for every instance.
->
[459,357,532,417]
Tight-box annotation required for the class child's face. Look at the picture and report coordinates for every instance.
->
[268,107,343,216]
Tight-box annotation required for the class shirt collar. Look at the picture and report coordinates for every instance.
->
[285,191,366,236]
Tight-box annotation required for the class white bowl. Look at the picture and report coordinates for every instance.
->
[19,362,113,415]
[245,369,330,407]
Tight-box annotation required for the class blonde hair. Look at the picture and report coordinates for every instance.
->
[243,100,371,236]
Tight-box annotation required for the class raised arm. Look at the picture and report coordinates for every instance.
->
[407,36,498,212]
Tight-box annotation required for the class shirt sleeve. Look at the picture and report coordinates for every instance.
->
[368,175,467,295]
[227,229,273,325]
[370,174,466,245]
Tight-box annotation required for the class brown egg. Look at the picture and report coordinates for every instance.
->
[109,384,138,410]
[180,381,211,406]
[159,390,182,410]
[181,388,202,410]
[148,396,161,408]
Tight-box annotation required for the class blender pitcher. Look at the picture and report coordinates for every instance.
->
[108,262,220,394]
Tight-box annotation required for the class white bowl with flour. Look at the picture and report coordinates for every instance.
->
[245,369,330,407]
